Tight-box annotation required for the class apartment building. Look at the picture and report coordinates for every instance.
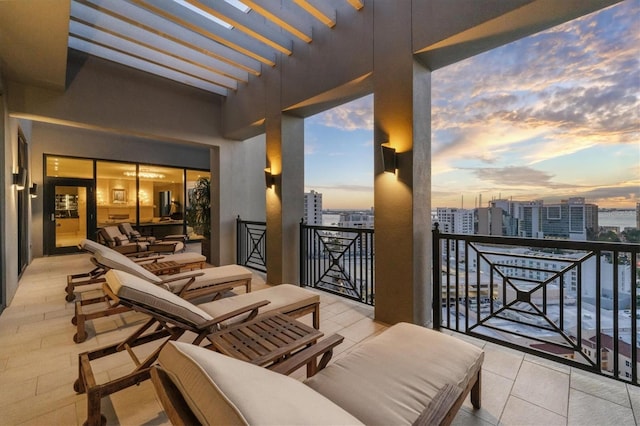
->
[303,190,323,226]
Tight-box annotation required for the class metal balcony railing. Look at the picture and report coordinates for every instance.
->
[236,216,266,272]
[300,221,375,305]
[432,223,640,384]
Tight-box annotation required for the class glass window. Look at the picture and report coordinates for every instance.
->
[138,165,184,222]
[186,169,211,240]
[96,161,136,227]
[46,156,93,179]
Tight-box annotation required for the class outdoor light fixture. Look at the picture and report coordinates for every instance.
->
[13,168,27,189]
[29,183,38,198]
[380,143,397,173]
[264,167,275,188]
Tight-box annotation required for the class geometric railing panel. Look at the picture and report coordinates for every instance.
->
[433,224,640,385]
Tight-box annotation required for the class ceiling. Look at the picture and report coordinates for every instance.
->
[67,0,363,96]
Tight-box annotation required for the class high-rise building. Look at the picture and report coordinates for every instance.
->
[477,199,519,236]
[436,208,474,234]
[515,200,544,238]
[304,190,323,225]
[338,211,374,229]
[636,202,640,229]
[541,197,590,241]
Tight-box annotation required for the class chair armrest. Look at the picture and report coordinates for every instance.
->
[412,383,463,426]
[159,271,205,284]
[269,334,344,376]
[134,255,165,264]
[199,300,271,330]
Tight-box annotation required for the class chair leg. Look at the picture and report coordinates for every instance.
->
[471,370,481,409]
[312,305,320,329]
[74,301,87,343]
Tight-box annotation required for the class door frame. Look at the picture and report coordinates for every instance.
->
[44,178,96,255]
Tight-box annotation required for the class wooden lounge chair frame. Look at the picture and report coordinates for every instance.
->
[77,273,325,426]
[150,334,345,426]
[76,288,270,426]
[65,242,176,302]
[72,257,247,343]
[150,328,482,426]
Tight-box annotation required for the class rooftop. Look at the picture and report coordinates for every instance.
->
[1,249,638,425]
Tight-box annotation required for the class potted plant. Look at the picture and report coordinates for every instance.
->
[186,177,211,262]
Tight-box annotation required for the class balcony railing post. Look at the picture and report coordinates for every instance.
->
[299,218,305,287]
[432,223,441,330]
[236,215,241,266]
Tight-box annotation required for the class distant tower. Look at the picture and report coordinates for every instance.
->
[303,190,323,225]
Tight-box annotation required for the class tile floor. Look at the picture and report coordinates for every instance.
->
[0,250,639,425]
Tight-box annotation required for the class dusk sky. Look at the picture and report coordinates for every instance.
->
[304,0,639,210]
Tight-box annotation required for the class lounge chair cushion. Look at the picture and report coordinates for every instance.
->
[200,284,318,326]
[105,270,213,327]
[145,252,206,267]
[95,250,163,284]
[160,264,252,293]
[80,239,107,255]
[95,249,252,294]
[304,322,484,425]
[158,341,363,426]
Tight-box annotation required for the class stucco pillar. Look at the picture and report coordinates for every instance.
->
[373,1,432,326]
[265,73,304,285]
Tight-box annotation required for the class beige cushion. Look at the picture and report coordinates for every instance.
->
[105,270,213,327]
[161,265,252,293]
[305,322,484,425]
[80,239,106,255]
[95,250,163,284]
[158,341,363,426]
[149,252,206,266]
[200,284,318,326]
[102,226,129,243]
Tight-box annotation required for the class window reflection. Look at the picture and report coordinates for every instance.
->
[96,161,136,227]
[47,155,208,241]
[46,156,93,179]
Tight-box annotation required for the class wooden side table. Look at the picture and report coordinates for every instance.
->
[208,312,324,376]
[142,260,181,275]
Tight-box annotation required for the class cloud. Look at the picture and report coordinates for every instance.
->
[309,95,373,131]
[431,0,639,169]
[309,184,374,192]
[469,166,578,189]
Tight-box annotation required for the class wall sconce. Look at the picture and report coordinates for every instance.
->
[264,167,275,189]
[13,168,27,190]
[29,183,38,198]
[380,143,397,173]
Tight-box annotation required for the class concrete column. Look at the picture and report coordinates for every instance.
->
[265,67,304,285]
[373,1,432,326]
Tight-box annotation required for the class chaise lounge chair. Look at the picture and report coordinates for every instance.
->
[152,322,484,426]
[98,225,184,255]
[65,239,206,302]
[77,269,324,426]
[72,241,253,342]
[118,222,187,253]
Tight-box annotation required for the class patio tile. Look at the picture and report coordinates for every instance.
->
[337,316,386,343]
[627,384,640,422]
[511,360,569,416]
[481,344,524,380]
[17,402,77,426]
[570,368,631,407]
[461,369,513,424]
[500,396,566,425]
[568,388,636,425]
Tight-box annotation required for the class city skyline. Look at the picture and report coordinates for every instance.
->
[304,0,639,210]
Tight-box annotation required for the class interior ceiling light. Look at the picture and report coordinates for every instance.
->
[123,171,166,179]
